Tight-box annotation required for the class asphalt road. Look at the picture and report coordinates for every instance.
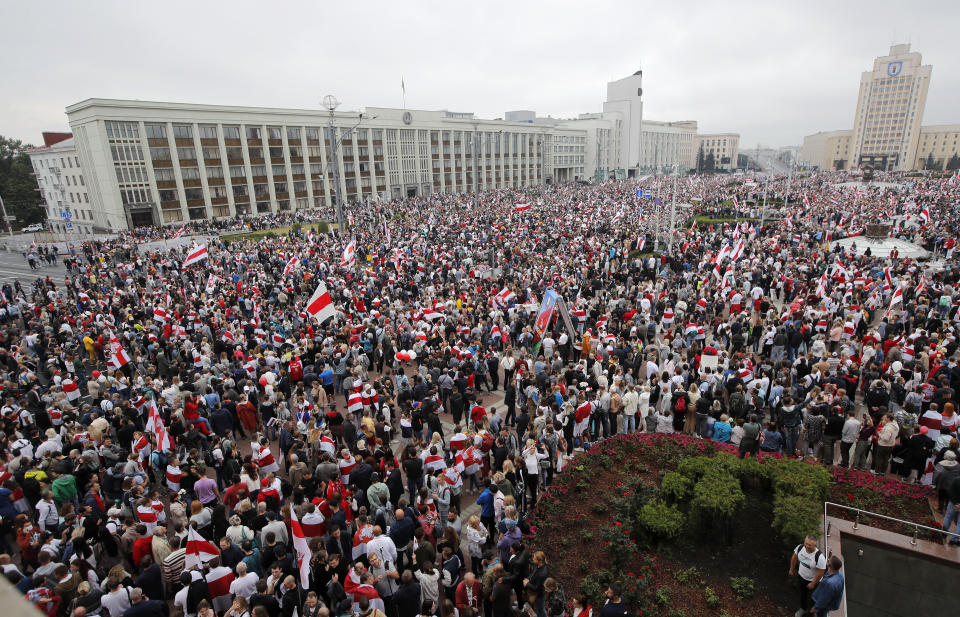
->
[0,248,68,286]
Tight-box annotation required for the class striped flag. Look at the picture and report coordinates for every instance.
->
[283,255,301,277]
[306,280,336,323]
[514,203,531,211]
[185,526,220,569]
[341,238,357,267]
[182,244,208,267]
[290,507,312,588]
[172,224,187,239]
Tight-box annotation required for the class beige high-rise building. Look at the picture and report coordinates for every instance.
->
[849,44,931,171]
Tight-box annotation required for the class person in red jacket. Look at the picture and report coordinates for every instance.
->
[184,395,212,435]
[455,572,482,613]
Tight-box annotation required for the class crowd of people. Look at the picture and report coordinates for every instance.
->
[0,168,959,617]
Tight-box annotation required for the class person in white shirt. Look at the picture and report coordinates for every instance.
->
[229,562,259,600]
[101,578,133,617]
[621,385,639,434]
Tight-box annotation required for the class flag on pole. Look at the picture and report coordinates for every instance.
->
[290,507,312,588]
[183,244,208,267]
[108,335,130,368]
[341,238,357,267]
[919,207,930,225]
[173,224,187,239]
[514,203,531,212]
[306,280,336,323]
[635,237,645,252]
[283,255,301,277]
[493,287,517,308]
[184,526,220,570]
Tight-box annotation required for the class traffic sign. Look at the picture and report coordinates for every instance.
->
[66,223,73,229]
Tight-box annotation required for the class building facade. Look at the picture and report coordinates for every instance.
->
[602,70,644,176]
[913,125,960,170]
[695,133,740,171]
[800,129,853,170]
[639,120,697,172]
[28,134,96,234]
[65,100,558,229]
[849,44,931,171]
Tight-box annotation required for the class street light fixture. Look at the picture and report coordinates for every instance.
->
[322,95,345,234]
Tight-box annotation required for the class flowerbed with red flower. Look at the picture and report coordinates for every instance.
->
[527,432,935,617]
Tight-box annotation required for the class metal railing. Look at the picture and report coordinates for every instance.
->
[823,501,958,617]
[823,501,957,549]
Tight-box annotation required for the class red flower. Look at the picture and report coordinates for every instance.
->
[615,522,622,526]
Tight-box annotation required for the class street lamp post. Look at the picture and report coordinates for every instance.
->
[322,95,345,234]
[0,193,13,237]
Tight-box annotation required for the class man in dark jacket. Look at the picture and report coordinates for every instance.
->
[122,588,169,617]
[394,571,421,617]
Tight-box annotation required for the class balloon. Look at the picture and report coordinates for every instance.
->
[407,350,417,360]
[259,376,268,386]
[265,372,277,384]
[91,370,101,378]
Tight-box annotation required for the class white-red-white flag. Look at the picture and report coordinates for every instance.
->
[183,244,208,267]
[184,526,219,569]
[290,507,312,588]
[306,280,336,323]
[108,335,130,368]
[283,255,300,277]
[173,224,187,239]
[514,203,531,212]
[341,238,357,267]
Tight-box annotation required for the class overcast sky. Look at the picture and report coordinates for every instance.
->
[2,0,958,148]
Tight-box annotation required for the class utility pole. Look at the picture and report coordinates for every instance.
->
[322,95,345,234]
[784,155,794,209]
[0,193,12,236]
[667,163,678,255]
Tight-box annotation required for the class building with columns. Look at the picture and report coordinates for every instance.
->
[639,120,697,172]
[64,99,556,229]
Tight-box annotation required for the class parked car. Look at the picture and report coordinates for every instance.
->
[22,223,44,232]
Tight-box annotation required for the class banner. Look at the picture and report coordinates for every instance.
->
[533,288,560,347]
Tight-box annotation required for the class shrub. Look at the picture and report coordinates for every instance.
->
[691,469,745,526]
[772,494,823,540]
[772,459,831,501]
[668,610,688,617]
[600,523,638,570]
[317,221,329,233]
[673,566,700,585]
[580,529,593,543]
[592,502,609,514]
[704,586,721,609]
[638,501,684,541]
[729,576,756,600]
[660,471,693,503]
[290,222,301,234]
[655,586,671,606]
[677,456,714,481]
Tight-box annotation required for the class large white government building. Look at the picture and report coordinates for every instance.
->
[32,70,741,231]
[802,44,960,172]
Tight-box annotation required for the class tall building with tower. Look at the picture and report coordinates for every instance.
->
[802,44,959,172]
[848,44,931,171]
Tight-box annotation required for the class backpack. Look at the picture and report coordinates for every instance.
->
[674,397,686,413]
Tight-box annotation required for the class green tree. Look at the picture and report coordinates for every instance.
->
[0,136,44,227]
[704,152,715,172]
[947,154,960,171]
[924,152,935,171]
[696,145,705,173]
